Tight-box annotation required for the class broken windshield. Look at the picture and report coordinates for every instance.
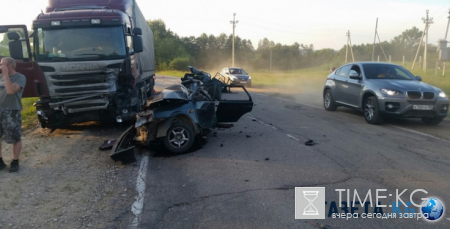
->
[34,26,126,62]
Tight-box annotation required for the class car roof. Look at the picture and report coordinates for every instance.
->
[346,62,401,66]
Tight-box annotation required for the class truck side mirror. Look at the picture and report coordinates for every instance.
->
[133,35,143,53]
[133,27,142,36]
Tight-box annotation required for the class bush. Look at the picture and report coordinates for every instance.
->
[169,57,190,71]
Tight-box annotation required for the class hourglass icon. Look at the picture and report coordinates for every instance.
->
[303,191,319,215]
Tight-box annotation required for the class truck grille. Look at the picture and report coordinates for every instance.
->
[48,73,115,96]
[407,91,421,99]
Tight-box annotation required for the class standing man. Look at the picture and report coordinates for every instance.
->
[0,57,26,173]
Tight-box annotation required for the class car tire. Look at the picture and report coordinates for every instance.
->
[364,96,383,124]
[323,89,337,111]
[421,116,444,125]
[163,123,195,154]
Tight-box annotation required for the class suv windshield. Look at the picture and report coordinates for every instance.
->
[363,64,416,80]
[230,68,247,75]
[35,26,126,62]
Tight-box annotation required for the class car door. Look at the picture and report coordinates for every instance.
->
[345,65,364,107]
[196,100,216,129]
[216,85,253,123]
[333,64,352,104]
[0,25,48,97]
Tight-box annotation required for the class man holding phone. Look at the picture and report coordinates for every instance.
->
[0,57,26,173]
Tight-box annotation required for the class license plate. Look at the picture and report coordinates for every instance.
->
[240,81,247,83]
[413,105,433,110]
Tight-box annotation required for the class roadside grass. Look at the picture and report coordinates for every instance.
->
[21,97,38,129]
[156,70,185,78]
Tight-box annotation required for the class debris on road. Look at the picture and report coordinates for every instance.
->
[246,135,251,138]
[99,139,117,150]
[220,144,224,147]
[305,140,315,146]
[265,158,270,161]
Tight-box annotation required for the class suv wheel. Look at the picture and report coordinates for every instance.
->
[323,89,337,111]
[364,96,383,124]
[164,123,195,154]
[421,116,444,125]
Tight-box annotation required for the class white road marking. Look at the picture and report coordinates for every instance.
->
[251,91,450,144]
[388,125,450,144]
[286,134,300,141]
[248,115,277,129]
[131,153,149,227]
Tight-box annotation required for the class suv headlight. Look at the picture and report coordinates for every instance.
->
[380,89,403,96]
[439,91,447,98]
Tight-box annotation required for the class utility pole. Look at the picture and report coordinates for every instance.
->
[345,31,349,63]
[269,50,272,71]
[411,24,427,69]
[445,8,450,39]
[423,10,433,72]
[345,30,355,63]
[230,13,238,67]
[371,18,388,62]
[372,18,378,61]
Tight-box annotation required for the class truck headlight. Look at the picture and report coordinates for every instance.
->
[439,91,447,98]
[380,89,402,96]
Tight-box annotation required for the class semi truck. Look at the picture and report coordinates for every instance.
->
[0,0,155,128]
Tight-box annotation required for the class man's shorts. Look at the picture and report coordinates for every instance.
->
[0,110,22,144]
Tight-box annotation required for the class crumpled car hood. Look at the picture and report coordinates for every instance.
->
[149,87,188,108]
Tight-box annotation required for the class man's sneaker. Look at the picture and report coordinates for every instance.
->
[0,160,6,170]
[9,160,19,173]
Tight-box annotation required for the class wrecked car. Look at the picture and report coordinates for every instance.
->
[111,75,253,162]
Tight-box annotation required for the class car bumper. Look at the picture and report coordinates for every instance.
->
[378,97,449,118]
[231,79,252,86]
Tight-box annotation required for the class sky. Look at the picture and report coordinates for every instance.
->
[1,0,450,50]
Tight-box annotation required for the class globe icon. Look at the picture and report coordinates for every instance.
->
[421,198,444,220]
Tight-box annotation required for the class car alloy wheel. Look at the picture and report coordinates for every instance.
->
[365,100,374,121]
[364,96,382,124]
[164,123,195,154]
[323,89,337,111]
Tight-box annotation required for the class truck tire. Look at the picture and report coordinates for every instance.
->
[163,123,195,154]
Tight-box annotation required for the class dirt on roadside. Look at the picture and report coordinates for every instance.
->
[0,122,139,229]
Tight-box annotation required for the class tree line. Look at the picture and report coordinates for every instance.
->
[148,19,441,72]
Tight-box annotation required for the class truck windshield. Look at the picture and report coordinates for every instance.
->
[35,26,126,62]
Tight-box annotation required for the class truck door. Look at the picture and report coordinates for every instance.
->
[216,86,253,123]
[0,25,48,98]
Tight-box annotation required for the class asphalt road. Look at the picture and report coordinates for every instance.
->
[138,76,450,228]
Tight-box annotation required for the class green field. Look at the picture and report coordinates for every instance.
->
[21,97,38,129]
